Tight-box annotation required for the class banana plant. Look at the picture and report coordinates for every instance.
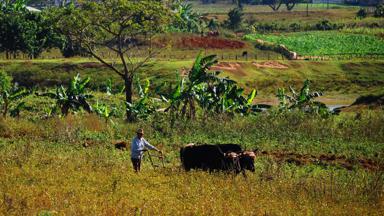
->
[277,80,329,116]
[40,74,93,116]
[0,70,30,118]
[163,52,218,119]
[126,77,156,120]
[93,100,118,123]
[162,52,263,119]
[172,2,202,33]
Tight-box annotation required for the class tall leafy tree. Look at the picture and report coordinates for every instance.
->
[225,7,243,30]
[54,0,170,121]
[266,0,283,11]
[0,0,61,59]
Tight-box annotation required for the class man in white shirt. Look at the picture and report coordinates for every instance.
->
[131,128,161,172]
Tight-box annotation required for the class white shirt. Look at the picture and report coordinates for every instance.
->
[130,136,158,159]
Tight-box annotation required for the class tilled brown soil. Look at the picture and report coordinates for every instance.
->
[255,150,383,171]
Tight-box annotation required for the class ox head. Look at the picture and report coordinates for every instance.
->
[224,152,242,173]
[239,151,256,172]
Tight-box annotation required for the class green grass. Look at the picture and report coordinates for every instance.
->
[245,31,384,56]
[190,2,359,14]
[2,59,383,100]
[341,27,384,38]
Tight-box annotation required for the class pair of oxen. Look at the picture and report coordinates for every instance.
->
[180,144,256,175]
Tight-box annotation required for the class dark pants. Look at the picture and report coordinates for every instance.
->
[131,158,141,172]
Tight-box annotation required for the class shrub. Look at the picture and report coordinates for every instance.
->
[225,7,243,30]
[289,23,301,32]
[356,8,367,19]
[374,4,384,17]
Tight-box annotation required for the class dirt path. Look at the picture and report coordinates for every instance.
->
[210,62,247,76]
[252,61,288,69]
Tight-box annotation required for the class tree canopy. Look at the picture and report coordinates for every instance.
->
[54,0,171,121]
[0,0,61,59]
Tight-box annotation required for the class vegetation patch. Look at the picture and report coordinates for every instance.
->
[245,31,384,56]
[154,35,246,49]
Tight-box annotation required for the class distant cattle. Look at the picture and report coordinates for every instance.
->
[114,141,128,150]
[180,144,255,175]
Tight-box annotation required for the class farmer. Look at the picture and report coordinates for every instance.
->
[131,128,161,172]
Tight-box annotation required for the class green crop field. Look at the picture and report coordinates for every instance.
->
[245,31,384,56]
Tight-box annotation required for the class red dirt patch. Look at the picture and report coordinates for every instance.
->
[256,150,383,172]
[210,62,247,76]
[252,61,288,69]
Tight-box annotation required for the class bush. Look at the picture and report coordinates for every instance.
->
[374,4,384,17]
[315,20,337,31]
[289,23,301,32]
[356,8,367,19]
[225,7,243,30]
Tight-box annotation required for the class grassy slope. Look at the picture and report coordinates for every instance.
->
[0,112,383,214]
[1,59,383,103]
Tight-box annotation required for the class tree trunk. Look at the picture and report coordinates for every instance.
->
[124,74,134,121]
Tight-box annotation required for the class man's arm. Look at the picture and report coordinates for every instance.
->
[143,139,160,152]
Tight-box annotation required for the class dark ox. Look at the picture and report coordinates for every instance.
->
[180,144,256,174]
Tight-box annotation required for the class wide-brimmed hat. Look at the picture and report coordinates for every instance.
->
[136,128,144,134]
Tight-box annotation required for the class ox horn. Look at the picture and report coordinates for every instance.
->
[224,152,238,159]
[185,143,195,147]
[243,151,256,159]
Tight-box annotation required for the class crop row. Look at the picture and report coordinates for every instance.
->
[244,31,384,56]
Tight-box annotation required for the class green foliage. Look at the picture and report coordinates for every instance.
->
[0,0,27,12]
[93,100,118,123]
[356,8,367,19]
[162,52,260,119]
[126,77,156,120]
[225,7,243,30]
[276,80,330,117]
[0,70,12,93]
[41,74,93,116]
[244,31,384,56]
[0,1,62,59]
[54,0,171,121]
[0,70,30,118]
[207,18,219,31]
[374,4,384,17]
[315,19,339,31]
[171,2,202,33]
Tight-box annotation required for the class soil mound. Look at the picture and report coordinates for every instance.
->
[210,62,247,76]
[255,150,382,171]
[252,61,288,69]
